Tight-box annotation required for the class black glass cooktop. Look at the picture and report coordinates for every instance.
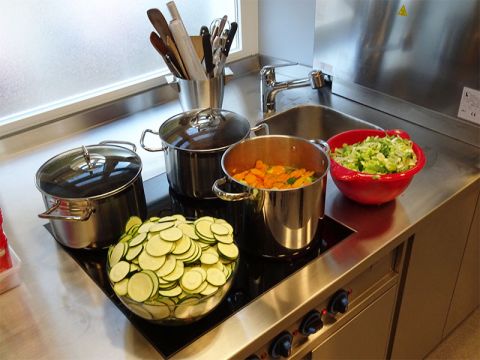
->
[54,173,353,358]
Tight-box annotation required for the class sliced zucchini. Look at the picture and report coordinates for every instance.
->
[183,242,201,264]
[194,216,215,225]
[125,244,143,261]
[125,216,142,232]
[217,242,239,260]
[174,240,198,260]
[138,250,166,271]
[119,233,132,243]
[195,220,215,239]
[189,266,207,282]
[206,267,227,286]
[130,263,140,273]
[210,223,229,236]
[129,232,147,247]
[200,251,219,265]
[200,283,219,296]
[171,234,192,255]
[155,254,177,277]
[185,280,208,294]
[180,269,203,291]
[214,233,234,244]
[110,214,238,312]
[142,270,160,298]
[127,224,140,235]
[138,221,154,233]
[145,234,174,257]
[113,277,129,296]
[127,272,154,302]
[172,214,186,223]
[149,221,175,233]
[109,261,130,283]
[160,227,183,242]
[157,215,178,223]
[109,242,127,267]
[176,222,199,240]
[158,285,182,297]
[162,260,184,282]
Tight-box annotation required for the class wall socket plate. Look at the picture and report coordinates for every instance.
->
[458,87,480,125]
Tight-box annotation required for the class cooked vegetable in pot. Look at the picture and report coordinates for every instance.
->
[232,160,316,189]
[331,135,417,175]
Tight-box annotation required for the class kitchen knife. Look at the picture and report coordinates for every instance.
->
[214,22,238,76]
[147,8,189,78]
[149,32,183,78]
[200,26,214,77]
[222,22,238,58]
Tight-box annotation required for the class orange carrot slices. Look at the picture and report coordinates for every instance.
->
[232,160,316,189]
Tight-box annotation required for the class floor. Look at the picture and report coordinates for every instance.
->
[426,308,480,359]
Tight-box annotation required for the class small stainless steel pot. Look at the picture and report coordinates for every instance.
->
[35,141,147,249]
[213,135,330,258]
[140,108,267,199]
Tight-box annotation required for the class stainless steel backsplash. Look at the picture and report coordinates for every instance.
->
[313,0,479,122]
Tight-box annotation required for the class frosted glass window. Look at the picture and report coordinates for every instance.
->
[0,0,238,125]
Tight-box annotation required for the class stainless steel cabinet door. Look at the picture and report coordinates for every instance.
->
[311,286,397,360]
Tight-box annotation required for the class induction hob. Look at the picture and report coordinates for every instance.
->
[54,173,353,358]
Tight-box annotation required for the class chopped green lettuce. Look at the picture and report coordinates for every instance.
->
[332,135,417,174]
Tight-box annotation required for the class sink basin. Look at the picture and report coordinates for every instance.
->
[255,105,382,140]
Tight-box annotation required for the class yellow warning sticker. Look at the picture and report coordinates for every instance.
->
[398,4,408,16]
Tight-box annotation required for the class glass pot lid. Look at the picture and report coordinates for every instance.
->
[159,108,251,151]
[35,142,142,199]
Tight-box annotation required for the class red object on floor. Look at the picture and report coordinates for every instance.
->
[0,208,13,272]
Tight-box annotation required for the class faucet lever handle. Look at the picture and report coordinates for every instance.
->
[260,62,299,76]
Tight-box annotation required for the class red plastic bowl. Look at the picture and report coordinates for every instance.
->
[327,129,426,205]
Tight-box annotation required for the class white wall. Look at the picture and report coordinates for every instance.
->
[258,0,316,66]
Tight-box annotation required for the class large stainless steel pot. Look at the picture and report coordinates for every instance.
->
[213,135,330,258]
[35,141,147,249]
[140,108,267,199]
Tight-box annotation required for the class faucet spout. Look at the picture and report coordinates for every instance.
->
[260,65,326,115]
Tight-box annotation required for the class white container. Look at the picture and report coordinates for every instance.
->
[0,246,21,294]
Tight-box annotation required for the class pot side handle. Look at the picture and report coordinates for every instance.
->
[212,177,252,201]
[38,200,93,221]
[310,139,330,154]
[250,122,269,135]
[140,129,166,152]
[99,140,137,152]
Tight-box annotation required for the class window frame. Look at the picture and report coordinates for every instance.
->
[0,0,258,138]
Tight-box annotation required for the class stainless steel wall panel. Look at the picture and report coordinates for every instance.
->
[314,0,480,121]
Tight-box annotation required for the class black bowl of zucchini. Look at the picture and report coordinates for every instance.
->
[107,214,239,325]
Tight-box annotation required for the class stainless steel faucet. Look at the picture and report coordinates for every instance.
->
[260,64,327,115]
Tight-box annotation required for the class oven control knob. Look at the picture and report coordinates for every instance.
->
[300,310,324,336]
[269,331,293,358]
[328,289,349,314]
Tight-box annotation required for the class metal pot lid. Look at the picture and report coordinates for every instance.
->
[159,108,251,151]
[35,142,142,199]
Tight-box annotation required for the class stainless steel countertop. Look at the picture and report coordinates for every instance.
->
[0,68,478,360]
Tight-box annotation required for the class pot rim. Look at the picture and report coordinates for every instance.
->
[35,144,143,201]
[221,134,330,192]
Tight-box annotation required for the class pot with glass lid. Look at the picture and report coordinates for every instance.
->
[140,108,267,199]
[35,141,147,249]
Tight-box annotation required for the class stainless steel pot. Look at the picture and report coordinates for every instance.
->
[213,135,330,258]
[35,141,147,249]
[140,108,267,199]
